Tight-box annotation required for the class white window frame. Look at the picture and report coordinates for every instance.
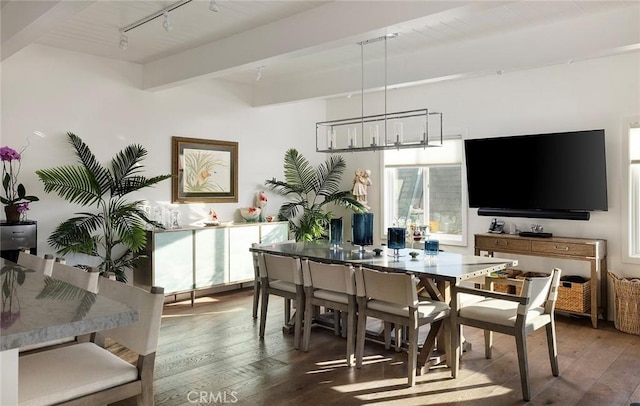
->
[622,117,640,265]
[381,137,467,247]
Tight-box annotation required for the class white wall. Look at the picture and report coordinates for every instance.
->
[1,44,325,261]
[327,52,640,287]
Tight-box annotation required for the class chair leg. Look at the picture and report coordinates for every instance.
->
[341,312,348,338]
[302,288,313,352]
[355,297,367,369]
[284,298,291,325]
[293,287,304,350]
[514,331,531,401]
[407,312,418,387]
[252,279,260,319]
[384,321,392,349]
[546,321,559,376]
[259,282,269,339]
[395,325,402,352]
[333,309,341,336]
[346,297,356,366]
[484,330,493,359]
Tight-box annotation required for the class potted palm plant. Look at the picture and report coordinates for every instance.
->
[36,132,171,281]
[265,148,366,241]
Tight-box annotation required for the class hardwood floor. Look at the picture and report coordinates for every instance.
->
[111,288,640,406]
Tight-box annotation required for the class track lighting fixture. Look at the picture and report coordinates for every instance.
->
[162,11,173,32]
[119,31,128,50]
[119,0,221,50]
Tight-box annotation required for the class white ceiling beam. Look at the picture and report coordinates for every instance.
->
[251,5,640,106]
[1,0,95,61]
[142,1,511,90]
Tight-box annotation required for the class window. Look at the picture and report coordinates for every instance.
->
[625,121,640,263]
[383,139,466,246]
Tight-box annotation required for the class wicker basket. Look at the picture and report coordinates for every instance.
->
[515,272,548,296]
[556,276,591,313]
[609,271,640,335]
[487,269,522,294]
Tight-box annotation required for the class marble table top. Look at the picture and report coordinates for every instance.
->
[250,241,517,283]
[0,259,138,351]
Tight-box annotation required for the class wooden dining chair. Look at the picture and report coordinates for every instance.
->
[251,240,295,319]
[301,259,357,365]
[355,267,451,386]
[17,250,55,276]
[454,268,562,401]
[257,252,304,349]
[19,277,164,405]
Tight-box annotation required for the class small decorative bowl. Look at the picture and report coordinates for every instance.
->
[409,251,420,259]
[239,207,261,222]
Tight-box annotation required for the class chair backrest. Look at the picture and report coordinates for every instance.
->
[97,277,164,356]
[252,240,296,279]
[517,268,562,316]
[51,262,100,293]
[17,252,55,275]
[355,267,418,308]
[258,253,302,285]
[303,260,355,295]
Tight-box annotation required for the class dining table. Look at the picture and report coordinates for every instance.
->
[249,241,518,378]
[0,258,139,405]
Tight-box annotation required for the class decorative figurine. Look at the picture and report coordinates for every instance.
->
[353,169,372,209]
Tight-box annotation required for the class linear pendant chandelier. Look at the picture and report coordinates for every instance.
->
[316,34,443,153]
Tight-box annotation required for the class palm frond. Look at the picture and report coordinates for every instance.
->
[36,166,103,206]
[48,215,103,255]
[283,149,318,193]
[322,191,367,213]
[110,144,147,186]
[109,200,147,252]
[113,174,172,197]
[265,178,305,196]
[316,154,346,197]
[36,277,87,301]
[67,132,112,193]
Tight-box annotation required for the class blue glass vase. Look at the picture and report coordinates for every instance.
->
[387,227,406,257]
[329,218,343,248]
[352,213,373,250]
[424,238,440,257]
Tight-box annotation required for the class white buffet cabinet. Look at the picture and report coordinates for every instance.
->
[134,221,289,304]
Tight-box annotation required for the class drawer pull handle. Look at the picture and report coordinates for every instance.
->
[554,246,569,251]
[495,241,509,246]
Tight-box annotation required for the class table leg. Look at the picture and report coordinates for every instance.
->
[1,348,19,405]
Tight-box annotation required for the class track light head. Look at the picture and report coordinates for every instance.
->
[209,0,219,12]
[119,32,128,50]
[256,66,264,81]
[162,11,173,32]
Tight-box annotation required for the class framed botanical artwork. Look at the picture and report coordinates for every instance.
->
[172,136,238,203]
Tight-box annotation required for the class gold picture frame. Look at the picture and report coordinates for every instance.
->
[172,136,238,203]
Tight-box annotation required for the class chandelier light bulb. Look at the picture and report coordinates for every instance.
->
[162,12,173,32]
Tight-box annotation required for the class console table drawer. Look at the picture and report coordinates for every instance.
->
[476,236,530,252]
[531,241,595,257]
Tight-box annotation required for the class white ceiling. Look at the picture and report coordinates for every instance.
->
[2,0,639,106]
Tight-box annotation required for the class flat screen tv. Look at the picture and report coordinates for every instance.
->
[464,129,608,220]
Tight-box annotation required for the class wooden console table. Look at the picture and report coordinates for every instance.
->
[474,233,607,328]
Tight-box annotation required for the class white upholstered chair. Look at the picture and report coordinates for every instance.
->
[19,264,100,353]
[17,251,55,276]
[454,268,562,401]
[257,252,304,349]
[251,240,295,319]
[19,277,164,405]
[301,259,357,365]
[355,267,451,386]
[50,261,100,293]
